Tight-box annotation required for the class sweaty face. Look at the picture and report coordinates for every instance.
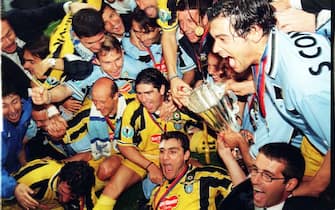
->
[92,87,117,117]
[98,49,124,79]
[210,16,256,73]
[131,21,160,48]
[178,10,204,43]
[159,138,189,180]
[1,20,17,53]
[2,94,22,124]
[136,83,164,113]
[23,50,42,75]
[251,153,287,208]
[57,181,77,204]
[102,7,125,38]
[79,32,105,53]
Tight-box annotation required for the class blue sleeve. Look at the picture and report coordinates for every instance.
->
[297,93,330,154]
[1,167,17,199]
[1,134,17,199]
[65,66,103,101]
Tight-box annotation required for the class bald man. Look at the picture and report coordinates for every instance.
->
[89,77,136,181]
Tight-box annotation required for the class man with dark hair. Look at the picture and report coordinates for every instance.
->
[1,80,35,207]
[218,142,330,210]
[100,2,131,41]
[93,68,200,209]
[71,8,105,55]
[23,35,50,70]
[1,1,85,98]
[176,0,213,85]
[8,159,96,210]
[122,8,196,84]
[31,34,148,105]
[208,0,330,197]
[150,131,233,209]
[30,7,107,118]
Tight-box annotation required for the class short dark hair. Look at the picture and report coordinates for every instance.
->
[161,131,190,153]
[72,8,104,38]
[99,2,116,15]
[177,0,212,17]
[23,35,50,59]
[2,78,21,98]
[259,143,305,184]
[131,7,159,32]
[207,0,276,37]
[135,68,170,96]
[58,161,95,208]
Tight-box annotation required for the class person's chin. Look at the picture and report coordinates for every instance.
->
[186,35,200,43]
[8,114,20,124]
[4,45,17,54]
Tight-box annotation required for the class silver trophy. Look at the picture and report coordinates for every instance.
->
[185,82,241,133]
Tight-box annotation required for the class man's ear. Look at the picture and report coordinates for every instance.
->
[184,150,191,161]
[285,178,299,192]
[160,85,166,95]
[247,25,264,43]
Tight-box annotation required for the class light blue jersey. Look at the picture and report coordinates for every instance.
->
[242,93,303,158]
[122,36,196,78]
[251,29,330,155]
[65,54,149,101]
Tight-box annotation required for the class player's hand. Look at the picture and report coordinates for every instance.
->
[15,183,39,209]
[47,115,68,140]
[62,98,82,113]
[217,136,235,161]
[217,128,244,149]
[225,79,255,96]
[170,77,192,108]
[275,8,316,33]
[160,98,177,121]
[31,86,49,105]
[147,163,164,185]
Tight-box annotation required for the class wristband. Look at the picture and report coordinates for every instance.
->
[47,105,60,118]
[145,161,154,170]
[169,74,179,81]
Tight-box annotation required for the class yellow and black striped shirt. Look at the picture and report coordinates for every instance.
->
[13,159,63,208]
[151,165,233,210]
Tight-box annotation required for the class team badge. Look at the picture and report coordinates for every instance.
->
[173,111,182,130]
[121,126,134,138]
[184,175,194,194]
[158,9,171,22]
[184,184,193,194]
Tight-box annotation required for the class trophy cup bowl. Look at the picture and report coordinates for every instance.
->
[185,83,241,133]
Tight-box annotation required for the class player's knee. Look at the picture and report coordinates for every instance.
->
[97,162,113,181]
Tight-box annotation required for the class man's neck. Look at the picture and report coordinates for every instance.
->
[253,34,270,65]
